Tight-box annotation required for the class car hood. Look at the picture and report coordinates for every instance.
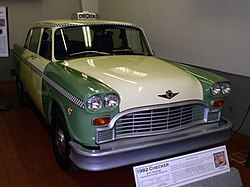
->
[63,55,203,111]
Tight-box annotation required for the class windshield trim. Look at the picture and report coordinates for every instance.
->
[53,25,153,60]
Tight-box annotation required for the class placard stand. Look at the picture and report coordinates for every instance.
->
[133,146,242,187]
[183,167,242,187]
[0,6,10,57]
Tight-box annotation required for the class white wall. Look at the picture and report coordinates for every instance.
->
[99,0,250,77]
[1,0,80,47]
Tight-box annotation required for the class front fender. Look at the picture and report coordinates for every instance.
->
[42,62,119,147]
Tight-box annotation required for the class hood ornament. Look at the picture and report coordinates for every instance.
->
[158,90,179,100]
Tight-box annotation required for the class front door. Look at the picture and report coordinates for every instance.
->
[22,27,52,115]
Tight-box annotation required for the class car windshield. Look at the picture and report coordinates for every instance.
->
[54,25,153,60]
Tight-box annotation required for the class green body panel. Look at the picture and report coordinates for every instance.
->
[43,61,119,147]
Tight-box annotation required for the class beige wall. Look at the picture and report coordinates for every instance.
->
[99,0,250,77]
[80,0,98,13]
[1,0,80,47]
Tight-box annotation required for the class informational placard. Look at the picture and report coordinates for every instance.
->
[133,146,230,187]
[0,6,9,57]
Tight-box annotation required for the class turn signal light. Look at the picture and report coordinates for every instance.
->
[92,117,111,126]
[212,100,225,107]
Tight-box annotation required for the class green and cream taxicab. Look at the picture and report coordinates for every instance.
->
[13,18,232,171]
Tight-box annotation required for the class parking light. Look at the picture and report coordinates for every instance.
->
[211,100,225,107]
[92,117,111,126]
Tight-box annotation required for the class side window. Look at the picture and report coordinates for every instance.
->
[24,30,32,49]
[39,28,52,59]
[28,28,41,53]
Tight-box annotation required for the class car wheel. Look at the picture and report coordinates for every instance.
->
[51,108,74,171]
[16,77,29,105]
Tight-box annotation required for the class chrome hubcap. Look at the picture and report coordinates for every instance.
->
[17,81,22,93]
[56,126,66,157]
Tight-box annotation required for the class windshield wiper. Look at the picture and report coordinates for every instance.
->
[131,51,149,56]
[112,49,149,56]
[113,48,133,53]
[70,51,110,57]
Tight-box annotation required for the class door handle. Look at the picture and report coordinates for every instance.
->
[31,55,37,60]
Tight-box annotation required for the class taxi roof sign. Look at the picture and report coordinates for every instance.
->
[71,11,97,20]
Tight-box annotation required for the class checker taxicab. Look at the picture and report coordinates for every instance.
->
[12,12,232,171]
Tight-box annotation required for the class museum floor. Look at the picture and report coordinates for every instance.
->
[0,81,249,187]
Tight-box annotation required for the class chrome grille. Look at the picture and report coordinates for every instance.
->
[97,129,114,142]
[96,102,208,144]
[115,104,205,137]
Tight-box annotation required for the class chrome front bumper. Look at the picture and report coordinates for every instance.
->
[69,117,233,171]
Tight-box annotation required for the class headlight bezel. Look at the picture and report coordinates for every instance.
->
[86,95,103,112]
[86,93,120,112]
[210,82,231,96]
[210,83,221,96]
[104,93,119,110]
[221,82,231,95]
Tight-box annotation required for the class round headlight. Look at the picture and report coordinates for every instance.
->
[210,83,221,96]
[87,95,102,112]
[221,82,231,95]
[104,94,119,110]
